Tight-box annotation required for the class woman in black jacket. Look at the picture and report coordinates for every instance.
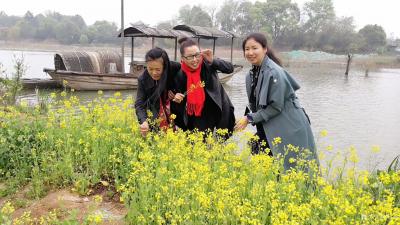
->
[134,47,181,137]
[170,37,235,134]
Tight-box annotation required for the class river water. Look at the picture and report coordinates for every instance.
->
[1,49,400,170]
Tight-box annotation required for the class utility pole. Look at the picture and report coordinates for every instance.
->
[121,0,125,73]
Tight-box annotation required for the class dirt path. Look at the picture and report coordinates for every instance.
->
[1,186,127,224]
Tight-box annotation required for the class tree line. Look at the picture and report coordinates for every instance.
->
[172,0,388,54]
[0,11,119,45]
[0,0,391,53]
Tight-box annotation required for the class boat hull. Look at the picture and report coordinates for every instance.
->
[44,69,138,90]
[43,64,242,91]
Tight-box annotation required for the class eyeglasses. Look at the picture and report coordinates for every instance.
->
[182,52,201,61]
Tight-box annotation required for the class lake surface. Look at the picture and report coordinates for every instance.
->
[1,49,400,170]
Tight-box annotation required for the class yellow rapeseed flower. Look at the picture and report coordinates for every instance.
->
[87,213,103,224]
[94,195,103,203]
[371,145,381,153]
[320,129,328,137]
[1,202,15,215]
[348,146,359,163]
[272,137,282,146]
[114,91,121,97]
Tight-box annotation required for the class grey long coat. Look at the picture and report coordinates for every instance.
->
[246,57,319,170]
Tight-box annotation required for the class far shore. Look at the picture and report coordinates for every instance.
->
[1,40,399,70]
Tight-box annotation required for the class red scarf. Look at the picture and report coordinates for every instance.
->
[158,92,171,130]
[181,60,205,116]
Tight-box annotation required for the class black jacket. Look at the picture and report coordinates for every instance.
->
[135,61,181,124]
[170,59,236,132]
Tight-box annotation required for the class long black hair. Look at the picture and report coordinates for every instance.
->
[242,33,282,66]
[143,47,171,102]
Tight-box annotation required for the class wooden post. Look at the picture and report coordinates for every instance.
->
[230,37,234,64]
[131,37,134,63]
[152,37,155,48]
[345,53,353,75]
[365,68,369,77]
[120,0,125,73]
[174,38,178,61]
[212,38,216,56]
[198,38,200,48]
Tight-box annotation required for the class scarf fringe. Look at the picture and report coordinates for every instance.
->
[187,103,204,116]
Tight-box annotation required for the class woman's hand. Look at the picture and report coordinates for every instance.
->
[172,93,185,103]
[201,49,213,63]
[140,121,149,137]
[234,116,249,131]
[168,90,175,100]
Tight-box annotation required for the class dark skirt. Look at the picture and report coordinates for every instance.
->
[187,94,219,132]
[250,123,272,156]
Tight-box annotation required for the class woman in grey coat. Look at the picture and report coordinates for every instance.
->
[235,33,319,171]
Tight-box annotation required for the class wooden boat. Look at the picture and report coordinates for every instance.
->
[43,69,138,90]
[43,50,145,90]
[21,78,62,89]
[43,25,242,91]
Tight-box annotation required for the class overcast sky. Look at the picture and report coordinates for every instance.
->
[2,0,400,38]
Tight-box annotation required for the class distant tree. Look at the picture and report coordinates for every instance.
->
[23,11,35,22]
[6,26,21,40]
[303,0,335,33]
[358,24,387,53]
[0,11,123,45]
[55,20,81,44]
[79,34,89,45]
[216,0,240,32]
[277,27,305,50]
[178,5,192,25]
[250,1,266,32]
[34,15,57,40]
[262,0,300,41]
[205,5,218,27]
[86,21,118,44]
[0,11,20,27]
[178,5,212,27]
[12,11,39,40]
[70,15,87,30]
[156,20,177,29]
[45,11,64,23]
[312,17,358,53]
[156,20,178,49]
[235,1,257,35]
[301,0,335,50]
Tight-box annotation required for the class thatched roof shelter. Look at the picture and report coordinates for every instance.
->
[119,24,240,62]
